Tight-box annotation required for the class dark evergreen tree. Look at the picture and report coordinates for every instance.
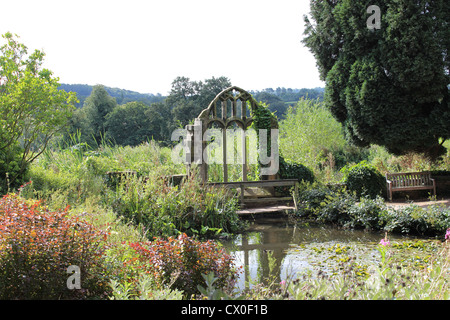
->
[303,0,449,159]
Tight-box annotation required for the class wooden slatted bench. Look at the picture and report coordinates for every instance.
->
[207,179,299,209]
[386,171,436,201]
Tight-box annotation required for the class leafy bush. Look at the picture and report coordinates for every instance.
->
[346,196,387,230]
[297,183,450,236]
[279,158,315,184]
[379,204,450,236]
[332,145,370,170]
[128,234,238,297]
[107,174,242,239]
[296,182,334,216]
[0,143,29,194]
[341,161,386,198]
[279,98,347,174]
[314,188,356,226]
[0,193,110,299]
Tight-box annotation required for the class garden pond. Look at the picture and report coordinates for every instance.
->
[220,215,442,292]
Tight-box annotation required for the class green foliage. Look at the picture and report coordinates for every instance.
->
[58,83,165,108]
[314,188,356,226]
[107,174,242,239]
[379,204,450,236]
[0,194,110,299]
[197,272,244,300]
[109,273,183,300]
[0,142,29,193]
[303,0,450,158]
[167,76,232,129]
[297,184,450,236]
[340,161,386,198]
[128,234,238,297]
[346,196,387,230]
[252,87,325,119]
[77,85,117,146]
[250,100,280,178]
[332,145,371,170]
[252,91,288,118]
[0,32,77,188]
[104,101,164,146]
[279,159,315,184]
[279,98,347,174]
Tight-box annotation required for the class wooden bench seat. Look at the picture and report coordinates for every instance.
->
[386,171,436,201]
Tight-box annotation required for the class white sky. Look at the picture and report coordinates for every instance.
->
[0,0,324,95]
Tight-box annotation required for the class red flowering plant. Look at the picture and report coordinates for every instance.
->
[0,193,111,299]
[128,233,239,297]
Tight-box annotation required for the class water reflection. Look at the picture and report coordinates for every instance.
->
[221,217,412,291]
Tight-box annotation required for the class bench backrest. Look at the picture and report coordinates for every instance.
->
[385,172,432,187]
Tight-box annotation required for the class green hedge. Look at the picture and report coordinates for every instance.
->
[340,161,386,199]
[279,158,315,183]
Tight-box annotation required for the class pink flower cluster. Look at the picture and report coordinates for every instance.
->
[379,238,390,246]
[445,228,450,241]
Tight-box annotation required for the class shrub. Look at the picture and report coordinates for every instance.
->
[128,233,238,297]
[278,158,315,196]
[279,158,315,184]
[346,196,387,230]
[341,161,386,198]
[379,204,450,236]
[297,182,450,236]
[107,174,242,239]
[314,188,356,226]
[0,193,110,299]
[332,145,370,170]
[0,143,29,194]
[279,98,347,174]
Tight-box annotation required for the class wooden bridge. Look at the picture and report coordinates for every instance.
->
[208,179,298,215]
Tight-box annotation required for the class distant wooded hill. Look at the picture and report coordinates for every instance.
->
[59,83,324,117]
[59,84,166,108]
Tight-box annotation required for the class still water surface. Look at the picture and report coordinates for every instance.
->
[220,216,426,291]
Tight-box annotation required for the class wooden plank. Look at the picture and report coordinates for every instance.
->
[223,126,228,183]
[242,127,247,182]
[237,205,296,216]
[391,185,434,191]
[243,197,293,203]
[386,171,430,177]
[208,179,298,188]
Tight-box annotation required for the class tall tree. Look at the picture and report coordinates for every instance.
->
[0,33,77,190]
[303,0,449,159]
[81,85,117,145]
[166,76,232,128]
[104,101,163,146]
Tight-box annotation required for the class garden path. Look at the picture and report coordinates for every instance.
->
[387,197,450,210]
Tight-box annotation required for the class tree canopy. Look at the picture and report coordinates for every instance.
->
[166,76,232,128]
[104,101,164,146]
[303,0,450,159]
[0,32,77,190]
